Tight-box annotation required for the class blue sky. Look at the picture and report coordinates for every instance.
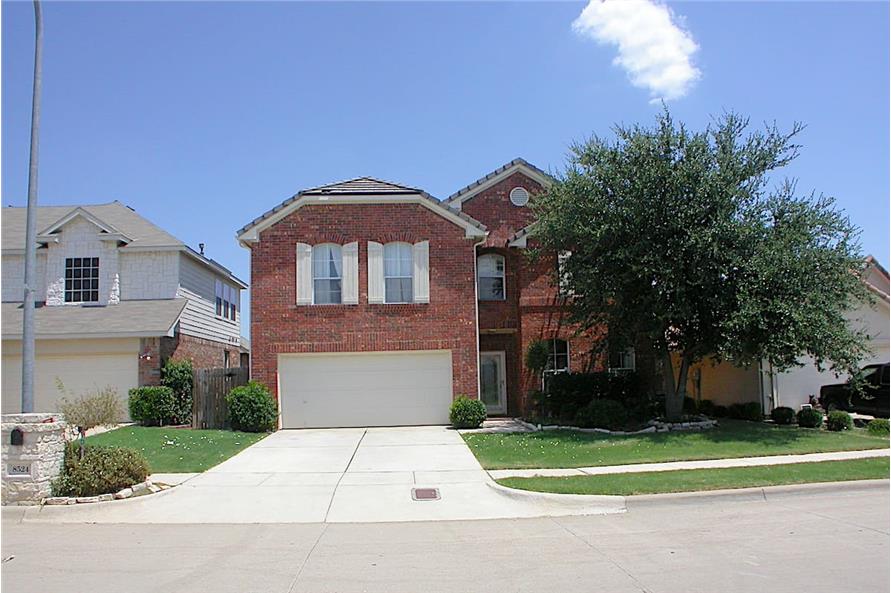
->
[3,1,888,335]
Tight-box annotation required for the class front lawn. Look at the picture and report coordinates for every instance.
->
[464,419,889,469]
[85,426,268,473]
[497,457,890,495]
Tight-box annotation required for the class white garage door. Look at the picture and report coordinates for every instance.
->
[278,350,454,428]
[2,338,139,418]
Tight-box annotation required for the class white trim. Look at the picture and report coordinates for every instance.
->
[237,193,486,245]
[37,207,129,240]
[446,163,551,208]
[480,351,507,414]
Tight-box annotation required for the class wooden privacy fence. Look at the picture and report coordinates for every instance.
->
[192,367,249,429]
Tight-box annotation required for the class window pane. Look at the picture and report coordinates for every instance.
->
[478,255,504,277]
[478,277,504,300]
[313,245,342,280]
[314,279,342,304]
[385,277,413,303]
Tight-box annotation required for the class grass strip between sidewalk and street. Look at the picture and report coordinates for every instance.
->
[85,426,268,473]
[496,457,890,496]
[464,419,889,469]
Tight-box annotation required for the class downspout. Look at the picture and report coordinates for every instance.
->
[471,235,487,403]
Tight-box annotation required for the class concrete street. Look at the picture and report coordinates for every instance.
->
[2,482,887,593]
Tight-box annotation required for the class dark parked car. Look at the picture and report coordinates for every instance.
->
[819,362,890,417]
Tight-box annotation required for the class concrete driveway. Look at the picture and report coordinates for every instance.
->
[20,426,623,524]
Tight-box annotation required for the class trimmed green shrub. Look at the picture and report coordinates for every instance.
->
[52,443,149,497]
[574,398,629,430]
[770,406,796,425]
[449,395,487,429]
[161,359,193,425]
[683,396,698,413]
[227,381,278,432]
[711,404,728,418]
[545,371,645,421]
[128,386,178,426]
[867,418,889,436]
[797,407,824,429]
[728,402,762,421]
[826,410,853,432]
[697,399,716,417]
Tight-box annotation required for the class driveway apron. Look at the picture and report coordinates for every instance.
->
[22,426,624,524]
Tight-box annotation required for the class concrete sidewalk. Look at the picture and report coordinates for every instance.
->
[488,447,891,479]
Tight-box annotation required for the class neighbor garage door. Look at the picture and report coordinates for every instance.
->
[278,350,453,428]
[2,338,139,417]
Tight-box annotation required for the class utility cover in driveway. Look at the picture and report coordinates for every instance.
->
[278,350,454,428]
[411,488,440,501]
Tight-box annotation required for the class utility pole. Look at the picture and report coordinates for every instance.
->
[21,0,43,413]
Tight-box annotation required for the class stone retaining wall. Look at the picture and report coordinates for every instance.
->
[1,413,67,505]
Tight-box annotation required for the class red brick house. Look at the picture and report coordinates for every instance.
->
[237,159,603,428]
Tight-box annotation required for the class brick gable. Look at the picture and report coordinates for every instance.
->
[249,202,479,400]
[460,171,543,246]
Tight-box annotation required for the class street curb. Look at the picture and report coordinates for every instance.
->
[486,480,627,514]
[625,478,890,508]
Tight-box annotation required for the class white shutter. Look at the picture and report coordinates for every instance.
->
[413,240,430,304]
[296,243,313,305]
[368,241,384,304]
[342,242,359,305]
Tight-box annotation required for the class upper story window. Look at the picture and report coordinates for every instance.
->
[215,280,238,321]
[509,187,529,207]
[65,257,99,303]
[477,254,505,301]
[312,243,343,304]
[384,242,413,303]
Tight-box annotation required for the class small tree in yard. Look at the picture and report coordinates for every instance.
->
[57,382,123,459]
[532,110,871,420]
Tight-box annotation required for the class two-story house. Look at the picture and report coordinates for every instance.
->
[238,159,602,429]
[2,201,247,416]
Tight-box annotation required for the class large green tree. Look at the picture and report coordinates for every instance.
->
[533,111,871,420]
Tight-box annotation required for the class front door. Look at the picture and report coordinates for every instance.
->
[480,351,506,415]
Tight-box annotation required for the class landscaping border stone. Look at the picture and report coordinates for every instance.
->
[522,416,717,435]
[38,478,173,507]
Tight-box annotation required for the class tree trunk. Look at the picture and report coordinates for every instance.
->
[665,352,692,421]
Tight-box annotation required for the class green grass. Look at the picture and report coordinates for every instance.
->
[85,426,268,473]
[464,419,890,469]
[497,457,890,495]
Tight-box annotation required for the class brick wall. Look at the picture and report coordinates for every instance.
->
[249,202,480,400]
[162,333,234,370]
[459,169,605,416]
[460,171,542,246]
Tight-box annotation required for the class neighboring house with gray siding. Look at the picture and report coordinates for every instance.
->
[1,201,247,416]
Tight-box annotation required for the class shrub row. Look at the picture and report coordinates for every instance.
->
[534,371,653,423]
[52,443,149,498]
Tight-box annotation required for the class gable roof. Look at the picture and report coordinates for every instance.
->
[2,201,247,288]
[445,158,553,207]
[237,177,487,245]
[3,201,181,251]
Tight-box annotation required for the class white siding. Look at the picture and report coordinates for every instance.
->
[119,250,179,300]
[43,217,121,306]
[1,253,46,302]
[177,253,241,346]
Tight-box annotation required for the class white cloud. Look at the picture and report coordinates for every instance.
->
[573,0,701,102]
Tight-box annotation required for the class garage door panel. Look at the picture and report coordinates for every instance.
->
[279,351,453,428]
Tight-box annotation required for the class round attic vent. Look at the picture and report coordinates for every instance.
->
[509,187,529,207]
